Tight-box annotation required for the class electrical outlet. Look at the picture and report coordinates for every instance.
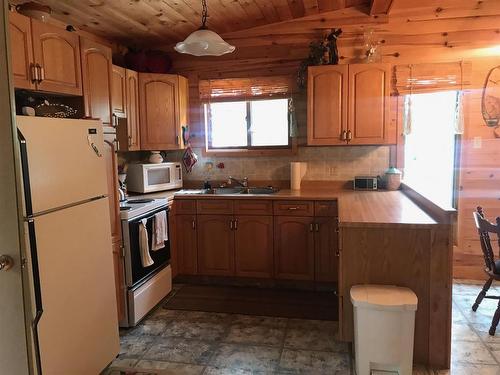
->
[473,137,482,149]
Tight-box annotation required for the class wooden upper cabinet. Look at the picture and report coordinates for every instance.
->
[139,73,188,150]
[9,12,34,90]
[348,63,391,145]
[307,65,348,145]
[125,69,140,150]
[80,38,112,125]
[103,133,121,244]
[274,216,315,281]
[31,19,82,95]
[234,215,273,278]
[197,215,234,276]
[112,65,126,117]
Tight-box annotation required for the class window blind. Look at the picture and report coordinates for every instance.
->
[394,61,471,95]
[199,76,294,102]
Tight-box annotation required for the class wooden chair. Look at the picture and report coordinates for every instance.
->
[472,206,500,335]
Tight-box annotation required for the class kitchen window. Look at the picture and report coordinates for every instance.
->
[199,76,295,154]
[205,98,290,149]
[402,90,462,208]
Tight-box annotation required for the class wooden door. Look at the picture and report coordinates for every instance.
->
[307,65,348,145]
[31,19,82,95]
[314,217,339,282]
[139,73,181,150]
[103,133,121,244]
[9,12,34,90]
[112,65,126,117]
[274,216,315,280]
[81,38,112,125]
[111,240,125,322]
[197,215,234,276]
[348,63,391,144]
[176,214,198,275]
[126,69,140,150]
[234,215,273,278]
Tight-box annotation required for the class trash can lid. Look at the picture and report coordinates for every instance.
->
[350,285,418,311]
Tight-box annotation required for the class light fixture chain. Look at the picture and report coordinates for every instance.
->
[201,0,208,27]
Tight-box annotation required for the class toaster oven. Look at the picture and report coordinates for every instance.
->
[354,176,378,190]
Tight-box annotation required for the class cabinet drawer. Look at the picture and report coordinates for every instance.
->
[314,200,338,217]
[234,200,273,215]
[174,200,196,214]
[197,200,233,215]
[273,201,314,216]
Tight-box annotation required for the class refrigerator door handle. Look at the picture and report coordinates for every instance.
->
[27,219,44,375]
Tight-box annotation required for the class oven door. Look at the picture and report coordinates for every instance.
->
[123,206,170,288]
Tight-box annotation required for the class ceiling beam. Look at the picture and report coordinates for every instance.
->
[370,0,394,15]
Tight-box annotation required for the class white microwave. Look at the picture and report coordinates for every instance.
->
[126,162,183,193]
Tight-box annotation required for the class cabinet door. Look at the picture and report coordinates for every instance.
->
[307,65,348,145]
[81,38,112,125]
[348,63,391,144]
[274,216,315,280]
[234,215,273,278]
[111,240,126,323]
[9,12,34,90]
[103,133,121,244]
[314,217,339,283]
[31,19,82,95]
[112,65,126,117]
[125,69,140,150]
[176,214,198,275]
[197,215,234,276]
[139,73,181,150]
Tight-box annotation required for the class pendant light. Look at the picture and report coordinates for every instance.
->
[174,0,235,56]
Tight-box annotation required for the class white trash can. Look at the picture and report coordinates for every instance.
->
[350,285,418,375]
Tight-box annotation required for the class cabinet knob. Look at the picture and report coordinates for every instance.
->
[341,130,347,141]
[309,223,314,232]
[347,130,352,141]
[0,255,14,271]
[234,219,238,230]
[192,220,196,230]
[315,223,319,232]
[30,63,38,84]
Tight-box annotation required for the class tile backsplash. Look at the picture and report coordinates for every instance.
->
[162,146,390,184]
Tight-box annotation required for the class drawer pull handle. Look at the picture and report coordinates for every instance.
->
[288,207,298,210]
[309,223,314,232]
[229,220,233,230]
[315,223,319,232]
[234,219,238,230]
[192,220,196,230]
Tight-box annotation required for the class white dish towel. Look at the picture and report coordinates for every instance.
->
[139,218,154,267]
[152,211,168,251]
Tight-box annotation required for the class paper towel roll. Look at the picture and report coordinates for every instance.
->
[291,162,307,190]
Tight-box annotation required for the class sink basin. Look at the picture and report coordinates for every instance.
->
[245,187,277,195]
[205,187,246,194]
[202,187,278,195]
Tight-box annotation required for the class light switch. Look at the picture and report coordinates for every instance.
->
[473,137,482,149]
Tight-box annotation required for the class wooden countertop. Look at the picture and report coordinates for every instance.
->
[174,188,437,227]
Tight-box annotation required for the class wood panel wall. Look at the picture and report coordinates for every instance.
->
[166,0,500,280]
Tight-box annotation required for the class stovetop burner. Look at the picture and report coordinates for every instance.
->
[127,199,155,204]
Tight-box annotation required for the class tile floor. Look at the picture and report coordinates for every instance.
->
[103,281,500,375]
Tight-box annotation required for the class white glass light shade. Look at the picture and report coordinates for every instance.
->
[174,29,235,56]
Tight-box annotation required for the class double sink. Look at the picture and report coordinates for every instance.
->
[202,186,278,195]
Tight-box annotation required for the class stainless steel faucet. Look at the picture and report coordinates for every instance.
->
[227,176,248,187]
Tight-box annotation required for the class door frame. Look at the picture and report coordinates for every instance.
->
[0,2,33,374]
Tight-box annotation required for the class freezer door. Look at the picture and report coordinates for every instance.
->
[16,116,108,214]
[28,198,119,374]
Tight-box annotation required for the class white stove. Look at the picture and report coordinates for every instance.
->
[119,197,168,220]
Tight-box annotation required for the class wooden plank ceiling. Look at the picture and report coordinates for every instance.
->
[10,0,369,46]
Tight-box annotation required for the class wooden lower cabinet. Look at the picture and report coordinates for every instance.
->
[111,240,125,322]
[176,214,198,275]
[274,216,315,281]
[314,217,339,282]
[197,215,235,276]
[234,215,273,278]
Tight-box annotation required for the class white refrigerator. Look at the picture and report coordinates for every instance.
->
[16,116,120,375]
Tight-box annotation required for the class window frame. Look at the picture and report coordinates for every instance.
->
[204,97,295,156]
